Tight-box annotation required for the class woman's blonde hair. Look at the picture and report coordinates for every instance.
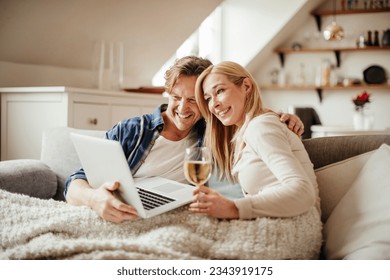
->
[195,61,264,182]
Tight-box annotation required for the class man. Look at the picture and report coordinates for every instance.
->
[65,56,304,223]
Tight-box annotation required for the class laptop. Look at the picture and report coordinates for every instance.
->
[70,133,195,219]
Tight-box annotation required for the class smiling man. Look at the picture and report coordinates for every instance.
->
[64,56,304,223]
[161,75,202,140]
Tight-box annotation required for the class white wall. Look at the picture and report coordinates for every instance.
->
[254,9,390,129]
[0,61,93,88]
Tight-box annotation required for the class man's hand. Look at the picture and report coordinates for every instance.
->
[66,179,138,224]
[265,108,304,137]
[88,181,139,223]
[280,113,304,137]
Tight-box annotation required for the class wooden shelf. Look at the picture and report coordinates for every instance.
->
[311,7,390,30]
[274,46,390,67]
[261,84,390,90]
[318,84,390,90]
[122,86,165,94]
[311,7,390,16]
[275,46,390,53]
[260,84,390,102]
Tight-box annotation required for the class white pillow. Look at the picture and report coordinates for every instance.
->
[323,144,390,259]
[315,150,375,223]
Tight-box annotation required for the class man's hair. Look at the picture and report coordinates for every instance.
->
[164,56,212,93]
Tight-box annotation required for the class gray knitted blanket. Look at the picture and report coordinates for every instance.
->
[0,190,322,259]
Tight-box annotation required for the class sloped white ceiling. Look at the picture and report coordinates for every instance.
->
[221,0,308,66]
[247,0,324,76]
[0,0,222,85]
[0,0,328,87]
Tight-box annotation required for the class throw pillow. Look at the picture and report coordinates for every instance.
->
[0,159,57,199]
[323,144,390,259]
[315,149,375,223]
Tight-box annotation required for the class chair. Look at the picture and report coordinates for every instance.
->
[293,107,322,139]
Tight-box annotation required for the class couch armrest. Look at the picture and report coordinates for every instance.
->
[0,159,57,199]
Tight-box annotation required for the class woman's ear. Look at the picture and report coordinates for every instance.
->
[242,77,252,94]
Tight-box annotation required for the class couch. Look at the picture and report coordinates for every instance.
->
[1,126,389,259]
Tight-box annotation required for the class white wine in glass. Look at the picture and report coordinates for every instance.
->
[184,147,212,187]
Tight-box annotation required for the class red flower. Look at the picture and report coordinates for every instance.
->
[353,91,371,108]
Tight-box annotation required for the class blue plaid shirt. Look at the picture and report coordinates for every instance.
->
[64,104,205,197]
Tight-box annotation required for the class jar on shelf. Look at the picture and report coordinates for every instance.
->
[278,68,287,86]
[356,33,366,48]
[373,30,380,46]
[366,31,373,46]
[295,63,306,85]
[320,59,331,86]
[382,29,390,46]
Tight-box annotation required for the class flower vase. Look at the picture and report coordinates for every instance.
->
[353,108,365,130]
[363,110,374,130]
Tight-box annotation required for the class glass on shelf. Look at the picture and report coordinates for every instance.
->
[92,40,124,90]
[295,63,306,86]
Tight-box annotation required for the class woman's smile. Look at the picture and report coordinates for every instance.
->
[216,107,231,117]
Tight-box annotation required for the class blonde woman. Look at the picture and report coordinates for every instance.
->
[192,61,320,220]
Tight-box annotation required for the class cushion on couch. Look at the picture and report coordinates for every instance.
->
[315,150,375,223]
[323,144,390,259]
[0,159,57,199]
[41,126,106,200]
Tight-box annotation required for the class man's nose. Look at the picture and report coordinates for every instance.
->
[178,99,188,111]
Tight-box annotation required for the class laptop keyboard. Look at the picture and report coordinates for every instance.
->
[137,187,175,210]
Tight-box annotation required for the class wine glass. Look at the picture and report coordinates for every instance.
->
[184,147,212,187]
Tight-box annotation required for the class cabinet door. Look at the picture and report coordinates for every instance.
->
[111,97,165,125]
[140,104,160,115]
[111,104,142,125]
[73,103,110,130]
[1,93,68,160]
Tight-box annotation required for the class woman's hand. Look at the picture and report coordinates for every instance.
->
[189,185,239,219]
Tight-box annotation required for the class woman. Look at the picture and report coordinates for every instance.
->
[191,61,320,220]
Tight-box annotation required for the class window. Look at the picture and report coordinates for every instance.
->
[152,7,222,87]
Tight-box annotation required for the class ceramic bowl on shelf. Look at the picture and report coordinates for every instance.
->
[363,65,386,84]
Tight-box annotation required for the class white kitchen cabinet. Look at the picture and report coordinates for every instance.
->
[0,86,166,160]
[73,103,111,130]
